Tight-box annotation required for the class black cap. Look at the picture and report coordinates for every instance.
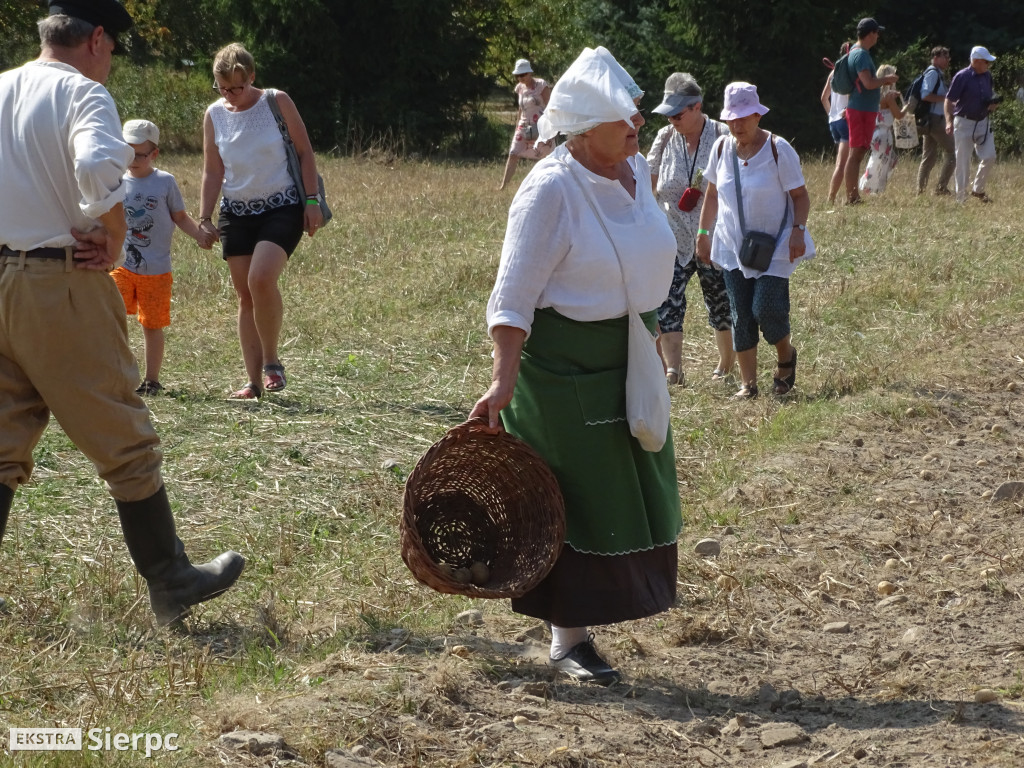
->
[49,0,133,53]
[857,17,883,37]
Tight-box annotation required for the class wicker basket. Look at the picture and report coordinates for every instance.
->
[401,418,565,599]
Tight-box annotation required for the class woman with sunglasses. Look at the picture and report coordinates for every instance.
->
[497,59,554,190]
[648,73,733,386]
[198,42,322,399]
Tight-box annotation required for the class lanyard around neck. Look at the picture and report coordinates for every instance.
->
[684,118,705,187]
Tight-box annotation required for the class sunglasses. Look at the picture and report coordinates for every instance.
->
[668,103,699,121]
[212,82,247,96]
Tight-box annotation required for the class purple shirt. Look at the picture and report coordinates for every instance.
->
[945,65,993,121]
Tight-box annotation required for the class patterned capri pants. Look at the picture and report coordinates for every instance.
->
[657,256,733,334]
[721,269,791,352]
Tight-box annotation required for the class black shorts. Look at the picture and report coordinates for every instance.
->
[219,203,303,259]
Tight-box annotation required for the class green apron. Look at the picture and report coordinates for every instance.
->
[502,307,682,555]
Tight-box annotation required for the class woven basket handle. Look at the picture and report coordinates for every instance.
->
[456,416,496,435]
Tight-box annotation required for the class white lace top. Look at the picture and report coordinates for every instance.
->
[209,90,297,215]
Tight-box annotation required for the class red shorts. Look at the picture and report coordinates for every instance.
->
[110,267,172,329]
[845,108,877,150]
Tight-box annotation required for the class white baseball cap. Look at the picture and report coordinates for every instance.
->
[122,119,159,146]
[970,46,996,62]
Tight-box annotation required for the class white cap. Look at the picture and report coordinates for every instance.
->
[512,59,533,76]
[970,46,996,62]
[122,119,159,146]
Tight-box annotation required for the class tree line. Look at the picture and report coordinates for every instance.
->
[3,0,1024,155]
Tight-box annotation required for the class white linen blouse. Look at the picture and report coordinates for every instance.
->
[487,144,676,338]
[0,61,130,250]
[702,134,815,280]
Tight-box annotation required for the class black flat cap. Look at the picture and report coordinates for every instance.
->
[49,0,133,52]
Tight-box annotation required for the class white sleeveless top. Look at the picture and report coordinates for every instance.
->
[209,90,298,215]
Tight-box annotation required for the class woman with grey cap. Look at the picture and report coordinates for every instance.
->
[497,58,553,190]
[648,73,733,386]
[471,47,681,685]
[695,82,815,399]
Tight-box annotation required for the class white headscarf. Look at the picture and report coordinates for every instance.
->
[536,47,642,143]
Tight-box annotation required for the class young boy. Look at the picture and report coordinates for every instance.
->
[113,119,207,394]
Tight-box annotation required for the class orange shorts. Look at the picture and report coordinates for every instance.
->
[110,267,173,329]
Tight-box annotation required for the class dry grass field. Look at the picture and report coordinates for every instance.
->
[2,147,1024,767]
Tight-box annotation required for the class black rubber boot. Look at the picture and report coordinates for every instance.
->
[0,483,13,613]
[116,485,245,626]
[0,482,12,546]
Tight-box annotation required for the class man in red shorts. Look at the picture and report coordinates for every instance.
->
[843,18,899,205]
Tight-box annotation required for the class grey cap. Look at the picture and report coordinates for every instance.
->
[651,73,702,116]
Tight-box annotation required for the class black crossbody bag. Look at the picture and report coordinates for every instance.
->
[731,136,788,272]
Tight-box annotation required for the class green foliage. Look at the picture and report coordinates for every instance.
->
[106,61,210,151]
[483,0,588,93]
[122,0,230,65]
[0,0,44,71]
[662,0,850,149]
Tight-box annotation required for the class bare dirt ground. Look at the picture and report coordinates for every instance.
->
[204,322,1024,768]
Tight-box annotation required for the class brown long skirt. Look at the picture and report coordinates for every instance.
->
[511,541,678,627]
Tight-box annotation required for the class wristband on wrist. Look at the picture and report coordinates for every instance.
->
[697,228,710,236]
[200,216,212,223]
[305,199,320,206]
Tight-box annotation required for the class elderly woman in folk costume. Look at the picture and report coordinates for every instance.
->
[470,47,681,684]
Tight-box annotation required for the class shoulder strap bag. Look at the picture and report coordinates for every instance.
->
[265,89,332,224]
[731,135,789,273]
[560,157,670,453]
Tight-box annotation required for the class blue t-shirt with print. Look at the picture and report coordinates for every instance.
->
[122,169,185,276]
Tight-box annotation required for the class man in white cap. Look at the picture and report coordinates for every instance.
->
[0,0,244,625]
[944,46,1000,203]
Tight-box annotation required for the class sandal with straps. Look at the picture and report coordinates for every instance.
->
[773,349,797,396]
[263,363,287,392]
[665,368,682,386]
[732,382,759,400]
[228,382,262,400]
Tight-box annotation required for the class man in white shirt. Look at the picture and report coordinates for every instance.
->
[0,0,244,626]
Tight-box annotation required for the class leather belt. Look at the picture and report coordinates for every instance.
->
[1,245,72,260]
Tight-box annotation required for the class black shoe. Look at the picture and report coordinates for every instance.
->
[550,634,620,685]
[135,380,163,395]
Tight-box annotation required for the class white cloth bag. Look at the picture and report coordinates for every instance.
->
[893,113,919,149]
[624,307,671,451]
[564,160,670,452]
